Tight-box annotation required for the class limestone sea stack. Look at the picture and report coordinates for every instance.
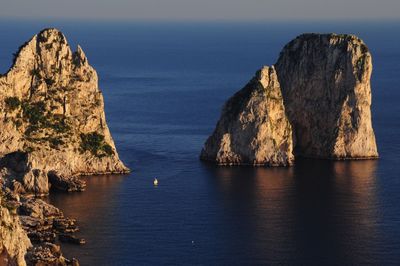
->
[200,66,294,166]
[276,34,378,159]
[201,33,378,165]
[0,28,129,195]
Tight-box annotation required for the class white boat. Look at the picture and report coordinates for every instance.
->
[153,178,158,186]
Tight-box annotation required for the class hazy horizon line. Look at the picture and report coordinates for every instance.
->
[1,17,400,24]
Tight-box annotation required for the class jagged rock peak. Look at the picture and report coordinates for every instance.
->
[0,28,129,195]
[74,44,88,66]
[200,66,294,166]
[7,28,92,85]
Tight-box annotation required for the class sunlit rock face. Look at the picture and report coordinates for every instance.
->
[0,190,31,266]
[275,34,378,159]
[200,66,294,166]
[202,33,378,166]
[0,28,129,194]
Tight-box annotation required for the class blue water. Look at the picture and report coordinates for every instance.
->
[1,21,400,265]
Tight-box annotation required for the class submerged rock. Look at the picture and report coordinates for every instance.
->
[0,28,129,194]
[202,33,378,165]
[200,66,294,166]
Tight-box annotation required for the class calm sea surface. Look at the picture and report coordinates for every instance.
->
[0,21,399,265]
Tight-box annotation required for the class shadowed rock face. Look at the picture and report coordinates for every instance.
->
[276,34,378,159]
[0,28,129,194]
[201,33,378,166]
[200,66,294,166]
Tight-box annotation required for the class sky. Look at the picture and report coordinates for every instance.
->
[0,0,399,21]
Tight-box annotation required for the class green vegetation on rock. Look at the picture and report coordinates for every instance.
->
[22,101,46,125]
[80,132,114,158]
[5,96,21,111]
[3,100,71,150]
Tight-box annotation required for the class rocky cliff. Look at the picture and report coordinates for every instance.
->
[200,67,294,166]
[276,34,378,159]
[0,182,80,266]
[201,33,378,165]
[0,28,129,195]
[0,188,31,266]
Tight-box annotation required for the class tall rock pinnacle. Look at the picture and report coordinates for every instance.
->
[200,66,294,166]
[0,28,129,194]
[276,33,378,159]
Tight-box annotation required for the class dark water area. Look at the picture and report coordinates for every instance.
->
[0,21,399,265]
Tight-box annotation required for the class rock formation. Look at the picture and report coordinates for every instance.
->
[276,34,378,159]
[0,188,31,266]
[1,184,79,266]
[201,33,378,165]
[0,28,129,195]
[0,28,130,265]
[200,66,294,166]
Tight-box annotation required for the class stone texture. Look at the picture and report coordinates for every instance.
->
[1,182,81,265]
[0,188,32,266]
[275,33,378,159]
[18,197,85,248]
[200,66,294,166]
[202,33,378,165]
[25,242,79,266]
[0,28,129,194]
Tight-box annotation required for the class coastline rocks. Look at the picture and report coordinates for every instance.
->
[18,197,85,246]
[1,186,82,265]
[0,189,32,266]
[201,33,378,165]
[48,171,86,192]
[0,28,129,194]
[25,242,79,266]
[0,28,114,265]
[200,66,294,166]
[275,34,378,159]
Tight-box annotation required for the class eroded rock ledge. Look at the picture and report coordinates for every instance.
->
[201,33,378,165]
[1,185,80,265]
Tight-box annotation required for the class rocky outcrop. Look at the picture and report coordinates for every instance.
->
[19,197,85,247]
[1,180,81,266]
[0,28,129,194]
[201,33,378,165]
[276,34,378,159]
[200,66,294,166]
[0,188,31,266]
[26,242,79,266]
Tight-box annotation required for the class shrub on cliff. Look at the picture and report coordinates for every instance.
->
[80,132,114,158]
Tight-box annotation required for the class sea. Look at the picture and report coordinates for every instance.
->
[0,21,399,265]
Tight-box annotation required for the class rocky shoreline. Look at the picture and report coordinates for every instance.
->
[0,28,130,265]
[1,179,85,265]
